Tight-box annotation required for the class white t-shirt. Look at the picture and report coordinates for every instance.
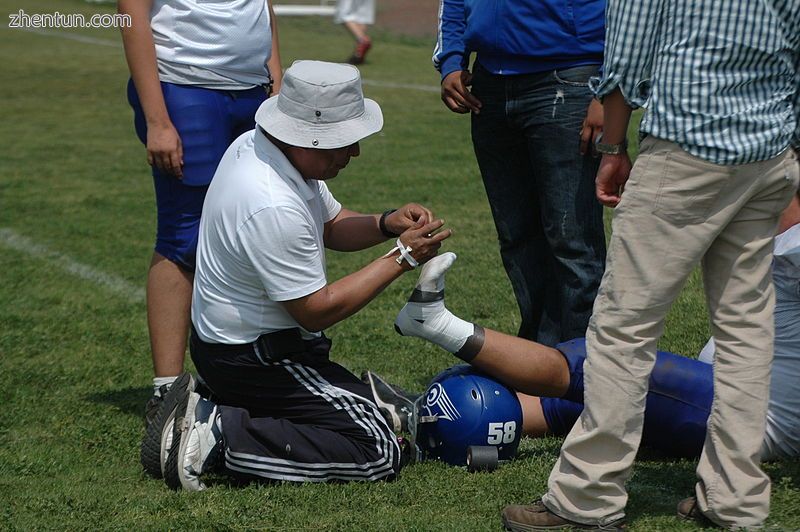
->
[699,223,800,460]
[150,0,272,89]
[192,129,342,344]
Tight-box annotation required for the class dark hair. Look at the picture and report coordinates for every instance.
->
[259,126,284,147]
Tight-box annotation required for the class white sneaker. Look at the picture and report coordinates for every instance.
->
[164,389,223,491]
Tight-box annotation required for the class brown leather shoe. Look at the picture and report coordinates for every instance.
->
[676,497,719,528]
[502,500,626,531]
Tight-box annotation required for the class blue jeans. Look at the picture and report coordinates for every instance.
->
[470,63,606,346]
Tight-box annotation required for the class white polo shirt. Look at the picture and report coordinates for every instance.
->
[192,129,342,344]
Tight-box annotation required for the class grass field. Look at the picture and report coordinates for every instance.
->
[1,0,799,529]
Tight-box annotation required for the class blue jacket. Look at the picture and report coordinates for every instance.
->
[433,0,605,79]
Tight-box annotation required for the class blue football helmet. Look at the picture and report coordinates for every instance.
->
[416,365,523,466]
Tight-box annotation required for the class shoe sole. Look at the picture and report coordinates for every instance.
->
[501,515,566,531]
[502,514,626,531]
[153,372,196,486]
[140,410,167,478]
[502,516,547,531]
[140,372,194,478]
[163,385,201,491]
[363,373,415,433]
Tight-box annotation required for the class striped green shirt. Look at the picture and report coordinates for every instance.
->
[592,0,799,164]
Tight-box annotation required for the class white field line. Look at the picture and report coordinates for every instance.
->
[15,26,120,47]
[11,27,441,94]
[361,78,439,94]
[0,228,145,303]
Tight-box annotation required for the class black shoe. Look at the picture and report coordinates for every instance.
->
[143,385,168,429]
[361,371,419,433]
[140,373,195,479]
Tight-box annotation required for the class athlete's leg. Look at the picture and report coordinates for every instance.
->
[397,254,716,457]
[129,82,246,378]
[149,86,263,378]
[147,253,193,376]
[343,21,368,42]
[143,166,209,378]
[518,393,552,437]
[473,330,571,397]
[396,253,570,397]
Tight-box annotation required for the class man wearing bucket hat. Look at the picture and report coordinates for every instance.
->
[151,61,451,491]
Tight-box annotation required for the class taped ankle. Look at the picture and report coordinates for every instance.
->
[454,325,485,362]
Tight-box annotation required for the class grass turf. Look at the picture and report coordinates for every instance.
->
[1,0,799,529]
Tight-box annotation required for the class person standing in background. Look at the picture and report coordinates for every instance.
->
[433,0,607,347]
[336,0,375,65]
[118,0,282,479]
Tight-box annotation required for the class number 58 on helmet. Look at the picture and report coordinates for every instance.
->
[414,365,523,471]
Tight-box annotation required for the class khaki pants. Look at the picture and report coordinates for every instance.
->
[541,138,799,528]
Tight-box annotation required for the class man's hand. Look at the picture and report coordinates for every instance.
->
[283,218,452,332]
[147,122,184,178]
[580,99,603,156]
[399,219,453,267]
[441,70,482,114]
[595,153,632,207]
[385,203,435,235]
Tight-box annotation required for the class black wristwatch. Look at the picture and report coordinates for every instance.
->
[379,209,399,238]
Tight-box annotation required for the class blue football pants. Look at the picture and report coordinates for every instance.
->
[540,338,713,458]
[128,80,266,271]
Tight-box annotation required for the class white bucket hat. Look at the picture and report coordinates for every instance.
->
[255,60,383,149]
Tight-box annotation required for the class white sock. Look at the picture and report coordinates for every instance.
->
[153,376,179,396]
[395,253,478,355]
